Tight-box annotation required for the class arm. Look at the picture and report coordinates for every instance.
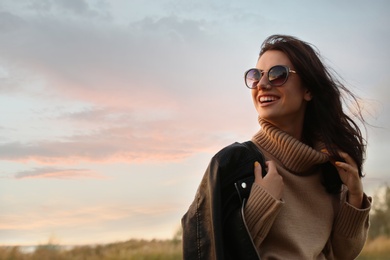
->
[329,190,371,259]
[243,161,284,248]
[322,149,371,258]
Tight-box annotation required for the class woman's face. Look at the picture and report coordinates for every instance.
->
[251,50,312,128]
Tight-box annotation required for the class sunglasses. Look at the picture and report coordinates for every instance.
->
[244,65,297,89]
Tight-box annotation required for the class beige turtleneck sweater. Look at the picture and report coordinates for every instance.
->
[244,120,371,260]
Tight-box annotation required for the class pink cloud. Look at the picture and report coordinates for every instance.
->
[14,167,104,179]
[0,109,248,165]
[0,203,179,232]
[0,10,258,169]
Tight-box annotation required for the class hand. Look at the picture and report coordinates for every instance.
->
[322,149,363,208]
[254,160,284,200]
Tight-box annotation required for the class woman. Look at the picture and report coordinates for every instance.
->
[182,35,371,259]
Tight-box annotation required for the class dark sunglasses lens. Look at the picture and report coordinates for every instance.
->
[269,66,288,86]
[245,69,260,88]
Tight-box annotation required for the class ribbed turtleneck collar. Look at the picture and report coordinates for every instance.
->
[252,119,329,174]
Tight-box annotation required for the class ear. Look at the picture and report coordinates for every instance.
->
[304,89,313,101]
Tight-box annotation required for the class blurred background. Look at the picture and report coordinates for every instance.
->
[0,0,389,256]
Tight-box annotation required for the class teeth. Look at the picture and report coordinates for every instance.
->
[260,96,278,103]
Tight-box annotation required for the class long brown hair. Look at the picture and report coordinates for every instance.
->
[259,34,366,193]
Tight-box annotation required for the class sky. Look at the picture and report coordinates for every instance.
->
[0,0,389,246]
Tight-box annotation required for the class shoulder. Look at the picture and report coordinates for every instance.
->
[215,142,249,156]
[212,141,258,168]
[214,142,249,158]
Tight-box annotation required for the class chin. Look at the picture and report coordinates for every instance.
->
[257,112,275,121]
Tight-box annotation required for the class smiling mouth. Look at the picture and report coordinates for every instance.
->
[259,96,279,104]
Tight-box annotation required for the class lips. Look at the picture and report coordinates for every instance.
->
[259,95,280,104]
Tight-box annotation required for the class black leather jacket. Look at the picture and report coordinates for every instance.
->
[182,141,266,259]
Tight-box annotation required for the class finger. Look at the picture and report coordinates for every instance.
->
[335,161,348,172]
[254,161,263,180]
[265,160,275,174]
[335,161,358,175]
[321,149,357,168]
[336,151,357,167]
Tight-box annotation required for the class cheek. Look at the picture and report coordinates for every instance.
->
[286,91,308,109]
[287,86,307,101]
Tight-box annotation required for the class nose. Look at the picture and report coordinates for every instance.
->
[256,75,271,90]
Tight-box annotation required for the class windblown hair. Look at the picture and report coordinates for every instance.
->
[259,34,366,193]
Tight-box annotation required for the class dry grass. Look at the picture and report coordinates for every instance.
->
[357,236,390,260]
[0,239,182,260]
[1,236,390,259]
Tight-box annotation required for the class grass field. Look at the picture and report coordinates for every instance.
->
[1,236,389,259]
[357,236,390,260]
[0,239,182,260]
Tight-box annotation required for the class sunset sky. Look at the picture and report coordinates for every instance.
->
[1,0,389,246]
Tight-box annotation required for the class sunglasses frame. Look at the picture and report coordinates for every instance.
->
[244,65,297,89]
